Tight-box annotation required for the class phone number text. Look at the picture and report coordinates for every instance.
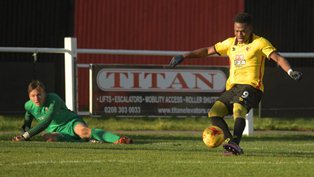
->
[103,106,141,114]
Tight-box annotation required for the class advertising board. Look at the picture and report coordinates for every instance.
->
[90,65,228,117]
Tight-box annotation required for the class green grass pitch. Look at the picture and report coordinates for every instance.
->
[0,131,313,177]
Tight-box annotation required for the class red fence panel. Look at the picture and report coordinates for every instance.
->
[74,0,244,111]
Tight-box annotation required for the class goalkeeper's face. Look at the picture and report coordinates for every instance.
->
[29,88,46,107]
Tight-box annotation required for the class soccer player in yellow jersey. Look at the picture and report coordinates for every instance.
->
[169,13,302,155]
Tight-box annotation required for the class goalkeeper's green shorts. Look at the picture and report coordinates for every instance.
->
[48,119,87,142]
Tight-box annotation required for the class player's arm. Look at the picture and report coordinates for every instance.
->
[269,52,302,81]
[21,111,33,132]
[169,46,216,68]
[12,101,56,141]
[183,46,216,58]
[12,109,34,141]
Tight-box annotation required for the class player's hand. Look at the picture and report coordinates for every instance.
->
[11,135,26,142]
[169,55,184,68]
[288,70,302,81]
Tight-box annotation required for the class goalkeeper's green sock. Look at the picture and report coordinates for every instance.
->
[91,128,120,143]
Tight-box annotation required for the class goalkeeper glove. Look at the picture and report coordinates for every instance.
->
[288,69,302,81]
[12,132,30,141]
[169,55,184,68]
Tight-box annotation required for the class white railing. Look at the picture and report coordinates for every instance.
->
[1,37,314,135]
[0,47,69,54]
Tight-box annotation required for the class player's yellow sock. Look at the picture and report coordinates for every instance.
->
[91,128,120,143]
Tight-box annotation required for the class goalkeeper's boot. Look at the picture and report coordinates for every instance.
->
[223,141,244,156]
[114,136,133,144]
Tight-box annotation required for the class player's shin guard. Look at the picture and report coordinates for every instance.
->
[210,117,233,141]
[233,117,246,145]
[91,128,120,143]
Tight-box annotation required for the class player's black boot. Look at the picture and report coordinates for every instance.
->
[223,141,244,156]
[223,117,245,156]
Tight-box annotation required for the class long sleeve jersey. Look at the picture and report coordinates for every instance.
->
[22,93,80,138]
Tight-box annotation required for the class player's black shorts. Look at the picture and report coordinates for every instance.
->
[217,84,263,112]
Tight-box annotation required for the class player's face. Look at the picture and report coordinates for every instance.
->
[29,88,46,106]
[234,22,252,44]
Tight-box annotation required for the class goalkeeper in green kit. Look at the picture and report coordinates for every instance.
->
[12,80,133,144]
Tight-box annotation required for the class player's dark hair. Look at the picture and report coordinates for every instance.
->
[28,80,46,94]
[234,12,252,25]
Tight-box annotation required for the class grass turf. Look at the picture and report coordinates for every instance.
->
[1,116,314,131]
[0,131,313,177]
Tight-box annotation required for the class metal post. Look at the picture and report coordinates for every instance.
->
[64,37,77,111]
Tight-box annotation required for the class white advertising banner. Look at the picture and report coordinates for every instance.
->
[90,65,228,117]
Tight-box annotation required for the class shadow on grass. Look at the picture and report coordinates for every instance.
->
[2,132,314,157]
[0,132,201,142]
[2,131,314,143]
[2,131,314,153]
[247,151,314,158]
[244,134,314,142]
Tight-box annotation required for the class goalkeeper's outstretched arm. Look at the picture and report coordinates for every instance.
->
[21,111,33,132]
[12,102,55,141]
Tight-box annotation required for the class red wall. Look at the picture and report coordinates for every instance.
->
[74,0,244,111]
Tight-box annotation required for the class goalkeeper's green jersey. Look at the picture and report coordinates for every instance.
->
[23,93,80,138]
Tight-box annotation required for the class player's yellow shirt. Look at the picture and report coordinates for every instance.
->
[214,34,276,92]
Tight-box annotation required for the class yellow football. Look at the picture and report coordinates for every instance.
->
[202,125,225,148]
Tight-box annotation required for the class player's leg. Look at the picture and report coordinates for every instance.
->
[43,132,62,142]
[232,103,247,145]
[208,100,232,141]
[223,85,263,155]
[43,132,82,142]
[222,103,247,155]
[74,122,132,144]
[74,123,118,143]
[232,85,262,145]
[45,120,87,142]
[89,128,133,144]
[47,119,119,143]
[208,100,244,155]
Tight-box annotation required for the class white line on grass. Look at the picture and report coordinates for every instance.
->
[1,160,314,166]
